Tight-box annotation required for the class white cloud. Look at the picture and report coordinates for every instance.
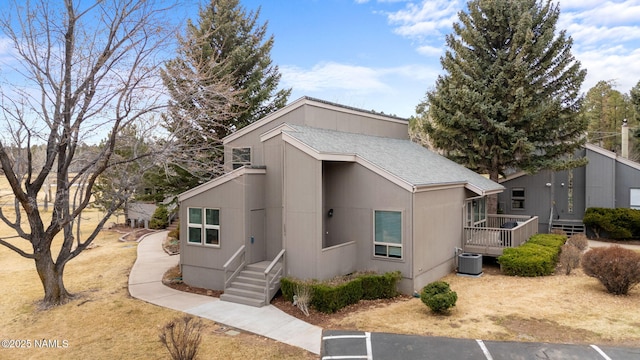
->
[387,0,460,38]
[281,62,390,93]
[281,62,440,117]
[416,44,443,57]
[577,46,640,94]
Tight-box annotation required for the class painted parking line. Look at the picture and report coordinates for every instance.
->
[591,345,613,360]
[476,339,495,360]
[322,332,372,360]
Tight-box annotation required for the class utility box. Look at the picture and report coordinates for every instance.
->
[458,253,482,275]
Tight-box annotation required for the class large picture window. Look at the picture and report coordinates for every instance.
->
[374,210,402,259]
[188,207,220,246]
[232,147,251,170]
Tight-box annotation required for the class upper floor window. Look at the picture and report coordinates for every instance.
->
[232,147,251,170]
[511,187,525,210]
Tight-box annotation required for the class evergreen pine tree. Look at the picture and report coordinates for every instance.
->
[160,0,290,193]
[418,0,587,212]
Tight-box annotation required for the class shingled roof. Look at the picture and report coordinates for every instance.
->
[281,125,504,195]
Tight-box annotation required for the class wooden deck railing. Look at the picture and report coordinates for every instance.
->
[463,215,538,256]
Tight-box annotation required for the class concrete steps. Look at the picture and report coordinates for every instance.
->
[220,261,282,308]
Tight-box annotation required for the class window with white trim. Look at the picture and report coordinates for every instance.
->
[465,197,486,227]
[232,147,251,170]
[187,207,220,246]
[374,210,402,259]
[631,189,640,210]
[511,187,525,210]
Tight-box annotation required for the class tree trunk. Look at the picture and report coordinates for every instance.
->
[488,169,500,214]
[35,253,72,307]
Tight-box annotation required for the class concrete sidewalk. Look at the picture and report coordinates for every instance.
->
[128,231,322,355]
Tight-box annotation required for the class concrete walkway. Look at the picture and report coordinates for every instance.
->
[588,239,640,251]
[128,231,322,355]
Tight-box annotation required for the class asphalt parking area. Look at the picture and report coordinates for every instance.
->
[321,330,640,360]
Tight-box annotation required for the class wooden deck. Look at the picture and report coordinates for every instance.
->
[463,215,539,256]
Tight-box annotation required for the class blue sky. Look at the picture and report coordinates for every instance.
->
[1,0,638,120]
[230,0,640,118]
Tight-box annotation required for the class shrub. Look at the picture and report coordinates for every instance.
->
[420,281,457,314]
[159,316,203,360]
[168,223,180,240]
[359,271,401,300]
[567,233,589,251]
[582,246,640,295]
[311,279,363,313]
[280,271,402,313]
[583,207,640,239]
[499,244,557,276]
[559,243,582,275]
[149,205,169,229]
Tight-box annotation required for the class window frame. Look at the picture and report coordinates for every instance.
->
[630,188,640,210]
[465,196,486,227]
[187,207,221,247]
[511,187,526,210]
[204,208,220,247]
[373,209,403,260]
[231,147,252,170]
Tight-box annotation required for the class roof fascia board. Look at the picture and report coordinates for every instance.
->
[616,156,640,171]
[178,167,266,202]
[260,123,296,143]
[224,96,409,145]
[223,97,308,144]
[303,98,408,125]
[585,143,616,159]
[413,182,466,193]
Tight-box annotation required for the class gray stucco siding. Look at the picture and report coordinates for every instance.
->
[411,187,466,292]
[179,172,265,290]
[586,148,616,208]
[615,161,640,208]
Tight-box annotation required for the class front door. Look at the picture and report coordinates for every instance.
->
[248,209,266,264]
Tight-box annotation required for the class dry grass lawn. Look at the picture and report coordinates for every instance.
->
[327,262,640,347]
[0,208,314,360]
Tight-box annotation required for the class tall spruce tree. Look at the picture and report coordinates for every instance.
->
[583,80,634,153]
[160,0,290,193]
[419,0,587,212]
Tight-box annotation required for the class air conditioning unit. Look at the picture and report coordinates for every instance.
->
[458,253,482,276]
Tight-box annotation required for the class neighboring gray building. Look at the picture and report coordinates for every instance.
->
[178,97,505,306]
[498,143,640,234]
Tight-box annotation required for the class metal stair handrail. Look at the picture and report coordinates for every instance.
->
[264,249,285,304]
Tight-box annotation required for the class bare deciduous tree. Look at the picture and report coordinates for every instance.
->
[0,0,175,307]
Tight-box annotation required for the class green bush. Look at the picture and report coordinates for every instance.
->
[498,234,566,277]
[583,207,640,239]
[168,223,180,240]
[149,205,169,229]
[582,245,640,295]
[280,277,299,302]
[280,271,402,313]
[359,271,401,300]
[420,281,457,313]
[311,279,363,313]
